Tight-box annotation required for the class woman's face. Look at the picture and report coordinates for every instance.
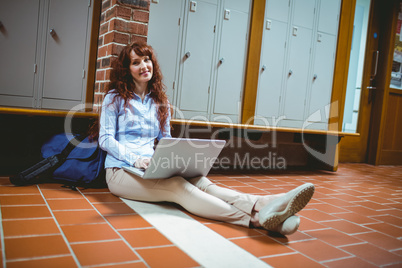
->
[129,49,153,85]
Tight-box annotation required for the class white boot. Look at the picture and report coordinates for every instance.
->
[259,183,314,230]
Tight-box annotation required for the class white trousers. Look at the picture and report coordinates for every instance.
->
[106,168,259,227]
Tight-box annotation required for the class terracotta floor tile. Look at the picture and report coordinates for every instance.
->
[298,209,338,222]
[371,215,402,227]
[91,262,147,268]
[3,218,60,237]
[105,214,152,229]
[262,253,326,268]
[5,235,70,260]
[340,243,402,266]
[218,181,250,187]
[332,212,381,225]
[7,256,77,268]
[345,205,386,217]
[289,239,352,262]
[270,230,314,244]
[327,193,365,202]
[305,228,362,247]
[207,222,262,239]
[84,193,123,203]
[297,216,328,231]
[0,195,45,205]
[71,240,139,267]
[137,246,200,267]
[0,185,40,195]
[324,256,378,268]
[307,203,350,214]
[353,200,393,210]
[1,205,52,219]
[47,198,94,210]
[61,223,120,243]
[365,222,402,237]
[40,189,84,199]
[321,219,373,234]
[53,210,105,225]
[353,231,402,250]
[93,202,136,215]
[119,228,173,248]
[318,197,356,207]
[231,236,295,257]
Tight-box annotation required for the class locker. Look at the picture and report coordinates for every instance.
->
[266,0,290,23]
[178,0,218,112]
[213,8,249,116]
[147,0,183,103]
[308,33,336,122]
[255,19,288,118]
[292,0,316,29]
[0,0,40,107]
[283,27,313,121]
[318,0,341,35]
[41,0,90,107]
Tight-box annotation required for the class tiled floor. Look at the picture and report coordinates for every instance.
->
[0,163,401,267]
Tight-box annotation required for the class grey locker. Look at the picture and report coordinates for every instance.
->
[178,0,218,112]
[292,0,316,29]
[255,19,288,118]
[213,7,249,116]
[318,0,341,35]
[283,27,313,121]
[0,0,40,107]
[41,0,90,109]
[308,33,336,122]
[148,0,183,104]
[266,0,290,23]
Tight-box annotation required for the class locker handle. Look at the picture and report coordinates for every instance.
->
[49,28,56,37]
[288,69,293,76]
[219,58,225,64]
[185,51,191,59]
[313,74,317,80]
[261,65,267,72]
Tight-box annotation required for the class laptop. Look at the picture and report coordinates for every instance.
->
[122,138,226,179]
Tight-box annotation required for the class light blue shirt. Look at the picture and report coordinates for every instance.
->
[99,91,171,168]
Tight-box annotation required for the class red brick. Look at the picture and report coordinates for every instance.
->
[98,46,108,58]
[130,22,147,36]
[105,68,112,80]
[96,70,106,81]
[109,19,131,32]
[133,10,149,23]
[131,34,147,43]
[117,0,149,11]
[99,22,109,35]
[107,43,125,56]
[104,31,130,44]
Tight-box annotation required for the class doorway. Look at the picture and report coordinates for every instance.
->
[340,0,400,163]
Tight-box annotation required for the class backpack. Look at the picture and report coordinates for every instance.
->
[10,133,106,189]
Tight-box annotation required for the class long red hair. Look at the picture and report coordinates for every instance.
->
[107,42,170,133]
[88,42,170,141]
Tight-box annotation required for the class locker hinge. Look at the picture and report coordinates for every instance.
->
[314,8,315,14]
[173,81,176,90]
[82,70,86,79]
[284,42,287,49]
[213,25,216,33]
[34,64,37,74]
[88,0,91,7]
[288,0,291,7]
[208,86,210,94]
[178,18,181,26]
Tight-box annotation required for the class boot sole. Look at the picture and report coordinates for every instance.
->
[260,183,315,230]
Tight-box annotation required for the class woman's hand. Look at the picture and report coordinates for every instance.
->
[134,157,151,170]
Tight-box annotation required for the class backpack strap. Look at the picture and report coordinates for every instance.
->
[10,135,86,186]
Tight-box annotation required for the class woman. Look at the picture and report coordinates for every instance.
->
[99,42,315,235]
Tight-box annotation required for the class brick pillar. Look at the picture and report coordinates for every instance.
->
[93,0,150,112]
